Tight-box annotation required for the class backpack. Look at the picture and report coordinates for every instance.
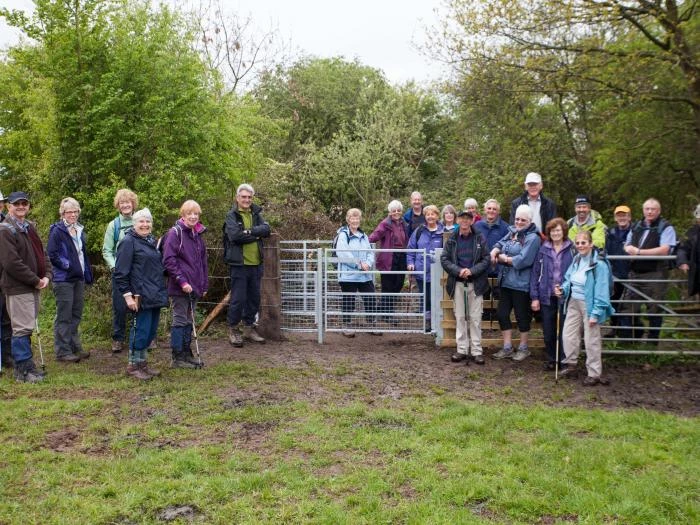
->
[113,216,121,246]
[591,248,615,297]
[330,227,351,269]
[156,223,184,275]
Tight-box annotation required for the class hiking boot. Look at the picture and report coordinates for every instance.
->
[184,353,203,368]
[342,330,355,338]
[512,347,531,362]
[473,355,485,365]
[492,347,514,360]
[543,362,556,371]
[558,365,578,379]
[228,326,243,347]
[140,361,161,377]
[451,352,468,363]
[172,353,198,369]
[111,340,124,354]
[56,353,81,363]
[126,363,151,381]
[74,349,91,359]
[14,360,45,383]
[583,376,600,386]
[242,325,266,343]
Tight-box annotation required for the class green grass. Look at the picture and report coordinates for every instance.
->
[0,358,697,525]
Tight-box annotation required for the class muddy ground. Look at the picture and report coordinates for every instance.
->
[89,328,699,417]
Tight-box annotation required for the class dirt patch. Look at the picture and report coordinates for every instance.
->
[81,330,699,416]
[44,429,80,453]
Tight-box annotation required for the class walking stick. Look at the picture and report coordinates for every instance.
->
[555,298,561,383]
[189,293,203,368]
[35,318,46,372]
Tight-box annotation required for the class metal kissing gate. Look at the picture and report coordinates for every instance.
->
[279,241,430,342]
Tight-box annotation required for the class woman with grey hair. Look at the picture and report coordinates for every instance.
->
[463,198,482,222]
[441,204,458,231]
[47,197,94,363]
[370,200,409,323]
[489,204,541,361]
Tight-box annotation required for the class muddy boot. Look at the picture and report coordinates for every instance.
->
[228,326,243,348]
[182,327,203,368]
[172,353,198,369]
[126,363,151,381]
[111,340,124,354]
[14,359,44,383]
[140,361,161,377]
[242,325,266,344]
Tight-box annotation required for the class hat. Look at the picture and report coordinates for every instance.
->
[7,191,30,204]
[694,204,700,219]
[457,210,474,219]
[575,195,590,206]
[524,172,542,184]
[132,208,153,222]
[614,205,631,215]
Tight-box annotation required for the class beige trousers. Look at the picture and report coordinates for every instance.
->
[6,291,40,337]
[454,281,483,356]
[562,298,602,378]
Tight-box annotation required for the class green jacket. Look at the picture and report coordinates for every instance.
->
[568,210,607,250]
[102,214,134,270]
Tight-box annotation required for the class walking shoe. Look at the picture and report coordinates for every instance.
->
[140,361,161,377]
[583,376,600,386]
[14,360,45,383]
[342,330,355,338]
[172,354,198,369]
[558,365,578,379]
[473,355,485,365]
[368,331,383,336]
[184,353,204,368]
[228,327,243,348]
[242,325,266,343]
[492,347,514,359]
[512,347,531,362]
[74,349,91,359]
[126,363,151,381]
[451,352,468,363]
[111,340,124,354]
[25,360,46,378]
[56,353,81,363]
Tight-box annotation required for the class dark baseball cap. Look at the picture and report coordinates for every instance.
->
[7,191,30,204]
[575,195,590,206]
[457,210,474,218]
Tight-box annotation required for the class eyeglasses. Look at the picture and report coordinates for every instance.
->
[514,218,528,222]
[575,241,590,246]
[238,195,252,199]
[11,201,29,207]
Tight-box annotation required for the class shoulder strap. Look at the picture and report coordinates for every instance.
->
[0,222,18,236]
[113,216,121,245]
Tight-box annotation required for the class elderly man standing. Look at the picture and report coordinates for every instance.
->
[224,183,271,347]
[509,172,557,234]
[567,195,607,249]
[620,198,677,345]
[0,191,12,370]
[403,191,426,235]
[0,192,52,383]
[441,210,491,365]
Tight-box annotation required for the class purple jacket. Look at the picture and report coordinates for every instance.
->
[369,216,409,271]
[530,239,575,306]
[162,219,209,297]
[406,224,445,282]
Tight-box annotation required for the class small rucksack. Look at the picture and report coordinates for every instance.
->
[156,223,184,275]
[591,248,615,297]
[330,227,351,269]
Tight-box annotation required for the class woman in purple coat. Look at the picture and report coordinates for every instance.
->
[369,199,409,324]
[162,200,208,369]
[530,218,574,370]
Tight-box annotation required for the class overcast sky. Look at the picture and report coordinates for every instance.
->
[0,0,448,85]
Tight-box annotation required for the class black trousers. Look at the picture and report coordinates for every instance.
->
[339,281,377,325]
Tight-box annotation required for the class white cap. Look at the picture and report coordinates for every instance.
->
[132,208,153,222]
[695,204,700,219]
[524,172,542,184]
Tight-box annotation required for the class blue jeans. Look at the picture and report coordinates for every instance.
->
[227,265,263,327]
[111,273,128,342]
[129,308,160,363]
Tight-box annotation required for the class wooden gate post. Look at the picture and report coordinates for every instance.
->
[258,233,282,340]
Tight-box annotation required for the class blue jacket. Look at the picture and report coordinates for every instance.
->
[335,226,375,283]
[530,239,574,306]
[493,223,541,292]
[475,217,510,277]
[562,251,615,323]
[605,225,631,279]
[406,224,445,282]
[47,221,94,284]
[114,229,169,310]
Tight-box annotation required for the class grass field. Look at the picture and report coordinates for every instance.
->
[0,347,698,525]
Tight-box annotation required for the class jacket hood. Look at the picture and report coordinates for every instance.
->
[176,218,207,235]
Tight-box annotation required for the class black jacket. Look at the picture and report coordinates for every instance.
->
[440,229,490,298]
[509,191,557,231]
[114,229,168,310]
[223,203,271,266]
[47,221,94,284]
[677,224,699,296]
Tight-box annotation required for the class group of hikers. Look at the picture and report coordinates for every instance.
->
[336,173,699,386]
[0,173,698,385]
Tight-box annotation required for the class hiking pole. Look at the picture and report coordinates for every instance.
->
[555,297,561,383]
[189,293,203,368]
[35,318,46,373]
